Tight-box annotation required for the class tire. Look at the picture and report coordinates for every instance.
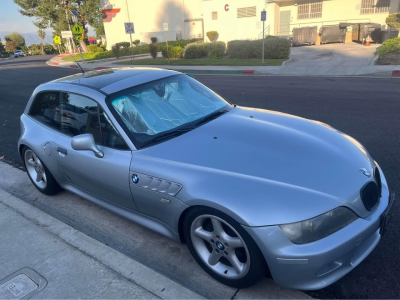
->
[22,146,61,195]
[183,207,266,288]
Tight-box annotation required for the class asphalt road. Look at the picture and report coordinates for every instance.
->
[0,56,399,299]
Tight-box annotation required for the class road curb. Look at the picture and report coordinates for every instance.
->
[0,176,203,299]
[392,70,400,77]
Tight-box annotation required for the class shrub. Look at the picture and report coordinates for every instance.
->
[43,43,56,54]
[183,43,210,59]
[206,31,218,42]
[133,39,140,46]
[198,43,209,57]
[170,46,184,58]
[386,13,400,30]
[150,37,157,43]
[149,44,158,59]
[112,43,121,58]
[117,42,131,49]
[377,37,400,56]
[208,41,225,59]
[100,44,107,51]
[228,38,290,59]
[87,44,104,53]
[184,43,201,59]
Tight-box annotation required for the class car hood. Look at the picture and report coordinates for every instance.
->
[138,107,376,219]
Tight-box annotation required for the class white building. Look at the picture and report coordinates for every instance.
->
[100,0,400,48]
[203,0,400,44]
[100,0,203,48]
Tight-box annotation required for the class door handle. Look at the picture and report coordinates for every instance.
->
[57,147,68,155]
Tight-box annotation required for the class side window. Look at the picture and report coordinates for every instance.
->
[98,107,129,150]
[59,92,102,144]
[29,92,60,131]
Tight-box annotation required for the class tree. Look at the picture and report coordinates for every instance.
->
[5,32,26,49]
[5,41,16,53]
[0,38,4,53]
[38,29,46,54]
[386,13,400,30]
[14,0,105,53]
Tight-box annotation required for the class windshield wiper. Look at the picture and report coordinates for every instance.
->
[194,109,230,128]
[139,128,194,149]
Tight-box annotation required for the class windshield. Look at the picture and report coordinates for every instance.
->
[108,74,231,148]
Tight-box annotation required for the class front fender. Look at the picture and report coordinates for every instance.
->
[131,153,345,227]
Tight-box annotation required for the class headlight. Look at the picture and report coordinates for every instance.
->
[279,207,358,244]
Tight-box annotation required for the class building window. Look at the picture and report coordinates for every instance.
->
[297,1,323,20]
[212,11,218,20]
[237,6,257,18]
[361,0,390,14]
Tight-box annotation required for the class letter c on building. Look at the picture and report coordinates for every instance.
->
[225,4,229,11]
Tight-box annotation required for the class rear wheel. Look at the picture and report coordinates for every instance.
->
[23,147,61,195]
[183,207,266,288]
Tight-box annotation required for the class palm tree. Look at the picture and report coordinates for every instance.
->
[38,30,46,55]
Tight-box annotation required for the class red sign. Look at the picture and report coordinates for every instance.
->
[225,4,229,11]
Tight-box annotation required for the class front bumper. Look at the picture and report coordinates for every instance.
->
[244,170,393,290]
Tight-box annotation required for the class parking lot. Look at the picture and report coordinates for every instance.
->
[0,57,399,299]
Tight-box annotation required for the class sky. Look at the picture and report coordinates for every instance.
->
[0,1,37,33]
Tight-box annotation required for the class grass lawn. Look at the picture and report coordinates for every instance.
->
[114,57,285,66]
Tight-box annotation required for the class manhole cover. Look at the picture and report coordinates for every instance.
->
[0,269,47,300]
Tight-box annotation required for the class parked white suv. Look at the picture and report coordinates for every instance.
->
[14,50,24,58]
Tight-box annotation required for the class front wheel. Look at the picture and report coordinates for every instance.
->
[183,207,266,288]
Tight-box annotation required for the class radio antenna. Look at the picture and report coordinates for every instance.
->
[62,45,85,74]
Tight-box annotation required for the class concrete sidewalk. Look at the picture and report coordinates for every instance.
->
[0,188,202,299]
[0,162,310,299]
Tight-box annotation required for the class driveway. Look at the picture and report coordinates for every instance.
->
[279,43,392,76]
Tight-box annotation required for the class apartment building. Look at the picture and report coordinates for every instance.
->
[203,0,400,43]
[100,0,400,47]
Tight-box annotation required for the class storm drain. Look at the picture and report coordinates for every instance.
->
[0,268,47,300]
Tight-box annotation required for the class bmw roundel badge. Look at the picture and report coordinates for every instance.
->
[132,174,139,184]
[359,168,371,178]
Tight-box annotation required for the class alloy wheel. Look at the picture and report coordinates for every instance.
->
[24,149,47,190]
[190,214,250,279]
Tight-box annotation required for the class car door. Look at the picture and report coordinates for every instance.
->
[53,91,139,212]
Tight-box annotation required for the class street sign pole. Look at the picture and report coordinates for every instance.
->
[78,41,85,63]
[261,10,267,63]
[129,33,134,61]
[163,23,170,64]
[262,22,265,63]
[124,23,135,61]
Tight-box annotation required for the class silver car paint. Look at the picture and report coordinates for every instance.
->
[19,69,390,290]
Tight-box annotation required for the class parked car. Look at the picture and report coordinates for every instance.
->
[19,68,394,289]
[14,50,24,57]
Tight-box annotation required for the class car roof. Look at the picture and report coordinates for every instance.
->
[50,67,181,95]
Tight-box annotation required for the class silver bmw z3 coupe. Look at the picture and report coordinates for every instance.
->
[19,68,394,289]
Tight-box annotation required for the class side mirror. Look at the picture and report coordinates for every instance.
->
[71,134,104,158]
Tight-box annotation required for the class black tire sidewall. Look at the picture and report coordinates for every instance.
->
[183,206,266,288]
[22,146,60,195]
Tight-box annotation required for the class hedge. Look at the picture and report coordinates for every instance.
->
[161,45,183,59]
[184,43,205,59]
[377,37,400,57]
[208,41,225,59]
[62,39,203,61]
[228,38,290,59]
